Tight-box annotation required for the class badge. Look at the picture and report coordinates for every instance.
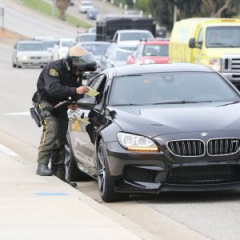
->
[49,68,59,76]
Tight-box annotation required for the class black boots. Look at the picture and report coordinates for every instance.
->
[36,163,76,187]
[36,163,53,176]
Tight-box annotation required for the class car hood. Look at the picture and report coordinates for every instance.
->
[17,51,49,56]
[109,102,240,136]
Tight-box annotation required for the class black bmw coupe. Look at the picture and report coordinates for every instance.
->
[65,63,240,202]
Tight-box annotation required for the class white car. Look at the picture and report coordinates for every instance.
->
[12,40,51,68]
[112,29,154,50]
[52,38,76,60]
[79,1,94,13]
[75,33,96,43]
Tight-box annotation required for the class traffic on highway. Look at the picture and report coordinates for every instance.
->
[1,0,240,240]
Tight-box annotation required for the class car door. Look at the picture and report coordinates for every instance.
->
[69,74,108,169]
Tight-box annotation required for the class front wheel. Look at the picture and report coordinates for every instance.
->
[97,139,128,202]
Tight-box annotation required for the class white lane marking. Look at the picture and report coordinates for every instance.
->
[0,144,19,157]
[3,112,30,116]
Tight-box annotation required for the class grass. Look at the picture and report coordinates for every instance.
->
[19,0,91,28]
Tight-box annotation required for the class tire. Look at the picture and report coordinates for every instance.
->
[16,61,22,68]
[65,141,92,182]
[97,139,128,202]
[12,62,16,68]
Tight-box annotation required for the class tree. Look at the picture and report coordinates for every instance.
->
[148,0,240,31]
[202,0,231,17]
[56,0,69,21]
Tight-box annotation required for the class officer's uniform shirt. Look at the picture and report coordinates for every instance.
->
[37,59,83,106]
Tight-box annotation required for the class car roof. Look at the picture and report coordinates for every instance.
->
[77,33,96,36]
[116,29,152,33]
[104,63,214,78]
[17,40,43,44]
[78,41,110,45]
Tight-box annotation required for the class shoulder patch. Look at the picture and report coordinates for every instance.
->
[49,68,59,76]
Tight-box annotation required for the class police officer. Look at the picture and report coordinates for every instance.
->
[34,45,97,180]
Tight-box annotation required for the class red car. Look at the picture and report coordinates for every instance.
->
[126,38,169,65]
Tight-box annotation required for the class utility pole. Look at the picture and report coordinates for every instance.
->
[52,0,56,17]
[173,5,178,23]
[0,7,4,32]
[133,0,136,10]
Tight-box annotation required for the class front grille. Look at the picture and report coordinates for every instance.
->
[124,166,156,182]
[167,165,240,184]
[208,138,240,155]
[223,58,240,71]
[167,140,204,157]
[30,56,41,59]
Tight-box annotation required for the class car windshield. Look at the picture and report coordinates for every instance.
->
[120,32,153,41]
[18,43,45,51]
[81,2,92,6]
[206,26,240,48]
[81,43,110,55]
[43,40,58,49]
[77,34,96,42]
[61,41,75,47]
[143,45,169,56]
[109,72,240,106]
[89,8,98,13]
[115,49,132,61]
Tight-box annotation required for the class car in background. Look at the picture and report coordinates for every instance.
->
[12,40,51,68]
[112,29,154,50]
[75,33,96,43]
[99,43,133,70]
[126,38,169,64]
[156,25,167,38]
[69,0,75,6]
[77,41,111,74]
[42,38,59,60]
[52,38,75,60]
[87,8,99,20]
[79,0,93,13]
[65,63,240,202]
[87,27,96,33]
[33,36,55,41]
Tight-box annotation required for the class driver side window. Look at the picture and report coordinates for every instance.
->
[88,74,107,104]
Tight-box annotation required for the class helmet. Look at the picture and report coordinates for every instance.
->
[66,45,97,72]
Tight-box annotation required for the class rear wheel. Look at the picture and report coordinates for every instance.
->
[97,139,128,202]
[65,140,91,182]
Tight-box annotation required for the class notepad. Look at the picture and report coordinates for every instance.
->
[86,87,100,97]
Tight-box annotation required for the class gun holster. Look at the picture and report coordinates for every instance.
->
[30,106,43,127]
[32,92,43,104]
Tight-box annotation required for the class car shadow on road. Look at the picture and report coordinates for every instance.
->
[129,190,240,203]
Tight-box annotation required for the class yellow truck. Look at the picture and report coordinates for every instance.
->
[169,18,240,88]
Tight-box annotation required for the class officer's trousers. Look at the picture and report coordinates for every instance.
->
[37,101,68,179]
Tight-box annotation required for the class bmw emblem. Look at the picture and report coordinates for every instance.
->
[201,132,208,137]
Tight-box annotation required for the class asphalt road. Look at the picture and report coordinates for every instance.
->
[1,1,240,240]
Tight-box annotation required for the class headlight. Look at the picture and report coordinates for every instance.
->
[19,55,28,60]
[117,132,159,152]
[209,58,221,72]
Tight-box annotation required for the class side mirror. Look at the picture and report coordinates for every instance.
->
[77,97,96,109]
[188,38,196,48]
